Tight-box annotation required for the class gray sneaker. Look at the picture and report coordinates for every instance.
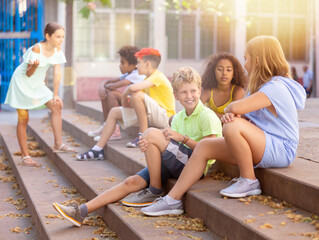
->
[122,188,164,207]
[52,202,84,227]
[141,197,184,216]
[219,177,262,198]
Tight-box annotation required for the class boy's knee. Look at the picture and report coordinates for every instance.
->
[143,128,162,141]
[108,106,122,119]
[130,91,144,102]
[123,175,145,188]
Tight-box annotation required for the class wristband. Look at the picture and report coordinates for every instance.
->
[182,135,189,145]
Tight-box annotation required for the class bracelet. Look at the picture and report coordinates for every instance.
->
[182,135,189,145]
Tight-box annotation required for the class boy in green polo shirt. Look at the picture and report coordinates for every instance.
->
[51,67,221,227]
[121,66,222,207]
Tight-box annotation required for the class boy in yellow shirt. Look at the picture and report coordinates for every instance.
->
[76,48,175,160]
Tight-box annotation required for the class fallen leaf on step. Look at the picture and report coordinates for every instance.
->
[46,180,58,184]
[259,223,273,229]
[45,214,64,219]
[66,137,75,142]
[71,142,80,147]
[245,218,255,223]
[280,222,286,226]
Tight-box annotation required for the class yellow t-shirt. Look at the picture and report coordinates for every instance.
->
[144,70,175,117]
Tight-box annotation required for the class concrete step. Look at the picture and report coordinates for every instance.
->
[75,101,319,216]
[26,119,217,240]
[57,110,319,240]
[0,126,117,240]
[0,144,39,240]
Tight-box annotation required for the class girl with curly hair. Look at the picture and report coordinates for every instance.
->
[200,52,247,119]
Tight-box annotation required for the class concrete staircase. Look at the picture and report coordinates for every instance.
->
[1,100,318,240]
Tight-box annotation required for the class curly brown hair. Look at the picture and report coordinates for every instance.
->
[201,52,247,90]
[117,46,140,65]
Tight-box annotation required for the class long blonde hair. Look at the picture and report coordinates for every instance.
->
[246,36,291,94]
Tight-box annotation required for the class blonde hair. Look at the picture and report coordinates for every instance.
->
[246,36,290,94]
[171,67,201,92]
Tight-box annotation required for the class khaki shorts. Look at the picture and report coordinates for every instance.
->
[119,93,169,129]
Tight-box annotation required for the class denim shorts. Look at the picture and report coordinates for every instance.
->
[255,132,297,168]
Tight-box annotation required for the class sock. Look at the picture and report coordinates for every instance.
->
[242,177,258,184]
[79,204,88,218]
[164,195,181,205]
[92,145,103,151]
[149,185,163,195]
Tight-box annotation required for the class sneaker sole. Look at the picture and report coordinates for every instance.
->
[88,133,100,137]
[122,200,155,207]
[220,189,262,198]
[126,144,139,148]
[94,137,122,142]
[52,203,81,227]
[141,209,184,216]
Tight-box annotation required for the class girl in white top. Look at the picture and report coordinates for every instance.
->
[5,22,77,166]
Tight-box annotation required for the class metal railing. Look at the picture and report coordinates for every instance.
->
[0,0,44,104]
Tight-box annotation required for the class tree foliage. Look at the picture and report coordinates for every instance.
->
[68,0,226,19]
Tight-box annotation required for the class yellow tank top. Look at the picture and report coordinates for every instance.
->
[205,85,235,115]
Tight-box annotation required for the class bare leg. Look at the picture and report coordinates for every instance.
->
[86,175,147,213]
[16,109,30,157]
[46,100,63,148]
[142,128,170,189]
[96,107,123,148]
[130,91,148,133]
[222,117,265,179]
[168,117,266,200]
[100,90,122,121]
[168,137,233,200]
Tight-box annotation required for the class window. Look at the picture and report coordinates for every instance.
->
[166,10,231,60]
[246,0,309,61]
[74,1,151,60]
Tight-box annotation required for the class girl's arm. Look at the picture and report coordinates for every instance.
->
[200,88,211,104]
[225,91,272,115]
[26,45,40,77]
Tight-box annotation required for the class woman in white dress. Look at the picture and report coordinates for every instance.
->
[5,22,77,166]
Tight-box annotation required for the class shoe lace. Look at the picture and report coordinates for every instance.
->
[68,203,79,208]
[138,188,150,197]
[227,177,239,186]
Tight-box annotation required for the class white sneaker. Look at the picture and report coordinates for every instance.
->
[88,124,104,137]
[93,125,121,142]
[220,177,261,198]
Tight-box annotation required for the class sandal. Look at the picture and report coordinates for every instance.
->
[76,148,105,161]
[53,144,78,153]
[20,156,41,167]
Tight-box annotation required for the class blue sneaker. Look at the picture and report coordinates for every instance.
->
[126,135,140,148]
[141,197,184,216]
[220,177,261,198]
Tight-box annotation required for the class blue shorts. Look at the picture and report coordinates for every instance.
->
[255,132,297,168]
[136,140,193,184]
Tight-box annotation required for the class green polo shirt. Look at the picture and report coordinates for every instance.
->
[171,101,222,174]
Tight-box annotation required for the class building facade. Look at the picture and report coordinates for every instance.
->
[68,0,317,100]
